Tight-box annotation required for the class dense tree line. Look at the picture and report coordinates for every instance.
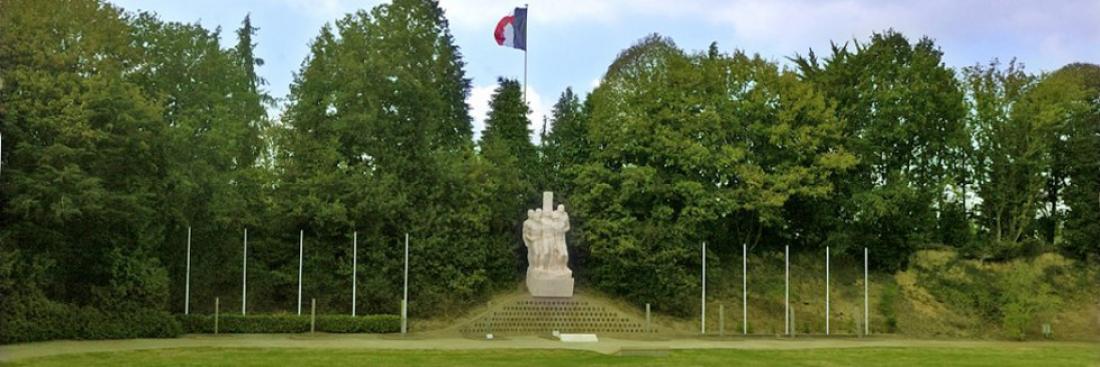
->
[0,0,274,340]
[0,0,1097,335]
[563,34,1098,314]
[274,1,516,316]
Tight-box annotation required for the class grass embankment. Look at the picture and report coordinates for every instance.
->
[698,249,1099,339]
[423,249,1099,340]
[3,346,1098,367]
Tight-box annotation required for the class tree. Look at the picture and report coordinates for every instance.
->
[793,31,968,268]
[480,78,537,180]
[478,78,536,274]
[574,36,853,314]
[1055,63,1100,262]
[277,0,509,316]
[960,59,1038,258]
[0,0,168,310]
[541,87,588,195]
[126,12,275,313]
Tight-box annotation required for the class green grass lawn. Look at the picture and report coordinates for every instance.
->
[3,346,1098,367]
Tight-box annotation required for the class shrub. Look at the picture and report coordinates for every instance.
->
[908,249,1070,339]
[177,314,401,334]
[0,293,181,344]
[315,315,402,333]
[999,261,1060,340]
[878,281,899,333]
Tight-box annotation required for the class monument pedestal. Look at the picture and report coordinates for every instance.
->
[526,274,574,298]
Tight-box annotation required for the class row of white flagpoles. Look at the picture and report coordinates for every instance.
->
[700,243,871,336]
[184,227,868,337]
[184,227,411,333]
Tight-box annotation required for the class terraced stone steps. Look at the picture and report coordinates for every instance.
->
[459,297,654,336]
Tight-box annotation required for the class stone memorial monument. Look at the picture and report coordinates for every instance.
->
[523,192,574,297]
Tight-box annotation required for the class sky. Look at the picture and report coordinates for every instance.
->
[109,0,1100,142]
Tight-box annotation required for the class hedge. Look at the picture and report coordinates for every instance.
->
[177,314,401,334]
[0,294,182,344]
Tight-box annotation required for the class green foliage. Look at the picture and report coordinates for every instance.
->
[540,87,589,195]
[965,60,1075,249]
[575,35,853,315]
[127,9,273,314]
[478,78,537,275]
[878,281,899,333]
[1058,64,1100,262]
[314,315,402,333]
[0,0,169,310]
[793,31,967,269]
[481,78,537,176]
[0,0,1096,339]
[0,0,271,340]
[907,250,1076,339]
[275,0,511,317]
[961,60,1099,261]
[0,291,181,344]
[95,248,171,311]
[176,314,400,334]
[998,257,1064,340]
[999,262,1060,340]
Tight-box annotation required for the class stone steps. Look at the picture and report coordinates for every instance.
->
[459,297,654,335]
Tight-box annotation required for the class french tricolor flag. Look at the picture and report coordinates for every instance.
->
[494,7,527,51]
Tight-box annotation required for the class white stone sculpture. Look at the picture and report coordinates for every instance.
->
[523,192,574,297]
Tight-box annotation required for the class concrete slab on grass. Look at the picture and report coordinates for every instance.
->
[560,334,598,343]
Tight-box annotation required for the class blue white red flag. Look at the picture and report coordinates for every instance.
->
[494,7,527,51]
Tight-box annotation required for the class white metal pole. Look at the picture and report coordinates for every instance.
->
[864,247,869,336]
[298,229,304,316]
[185,226,191,315]
[402,233,409,334]
[742,243,747,335]
[242,228,247,315]
[785,245,789,336]
[825,246,830,336]
[352,231,358,317]
[522,4,528,103]
[701,241,706,335]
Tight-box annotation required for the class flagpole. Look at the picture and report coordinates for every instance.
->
[523,3,528,104]
[297,229,303,316]
[352,231,357,317]
[523,45,527,103]
[185,226,191,315]
[242,228,247,315]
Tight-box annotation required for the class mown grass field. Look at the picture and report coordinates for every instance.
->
[2,346,1098,367]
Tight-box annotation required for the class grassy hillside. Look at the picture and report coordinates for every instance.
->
[698,249,1100,340]
[427,249,1097,341]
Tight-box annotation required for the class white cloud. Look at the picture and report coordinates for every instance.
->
[707,1,898,51]
[467,83,550,144]
[588,77,602,92]
[442,0,1100,71]
[468,84,495,142]
[277,0,375,20]
[527,86,550,144]
[440,0,621,29]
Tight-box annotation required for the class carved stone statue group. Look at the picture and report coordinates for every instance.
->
[522,192,574,297]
